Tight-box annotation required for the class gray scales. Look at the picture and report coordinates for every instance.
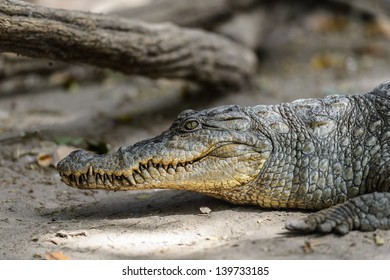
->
[57,82,390,235]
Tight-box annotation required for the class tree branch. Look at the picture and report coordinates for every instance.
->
[111,0,258,29]
[0,0,257,89]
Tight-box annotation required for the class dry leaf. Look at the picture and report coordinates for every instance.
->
[33,253,42,259]
[199,206,212,215]
[374,234,385,246]
[302,240,314,254]
[256,219,264,225]
[365,18,390,38]
[37,153,54,167]
[302,239,324,254]
[55,230,89,238]
[45,251,71,260]
[37,145,79,167]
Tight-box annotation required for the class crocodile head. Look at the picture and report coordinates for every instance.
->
[57,105,272,204]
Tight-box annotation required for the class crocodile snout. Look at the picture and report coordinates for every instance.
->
[57,150,97,174]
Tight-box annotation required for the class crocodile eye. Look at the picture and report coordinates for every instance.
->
[183,119,200,131]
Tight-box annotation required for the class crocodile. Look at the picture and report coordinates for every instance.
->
[57,81,390,235]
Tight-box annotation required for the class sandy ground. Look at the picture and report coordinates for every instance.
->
[1,4,390,260]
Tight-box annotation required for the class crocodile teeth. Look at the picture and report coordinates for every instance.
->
[82,174,88,182]
[89,166,94,176]
[139,164,146,171]
[128,175,136,185]
[158,167,167,176]
[148,167,160,179]
[133,173,144,184]
[176,166,185,173]
[59,157,196,188]
[75,175,81,186]
[106,174,113,183]
[96,173,103,185]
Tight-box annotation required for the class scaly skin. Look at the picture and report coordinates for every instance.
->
[57,82,390,235]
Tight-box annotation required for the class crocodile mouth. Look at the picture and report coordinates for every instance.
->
[59,158,197,190]
[58,142,264,191]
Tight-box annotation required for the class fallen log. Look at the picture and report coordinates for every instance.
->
[0,0,257,90]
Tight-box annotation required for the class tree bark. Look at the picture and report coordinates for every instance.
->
[111,0,269,50]
[0,0,257,90]
[111,0,258,29]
